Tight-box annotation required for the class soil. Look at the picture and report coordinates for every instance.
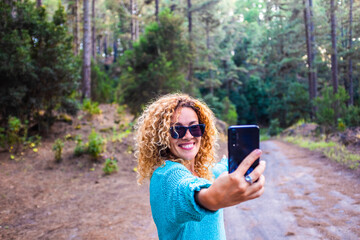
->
[1,105,359,239]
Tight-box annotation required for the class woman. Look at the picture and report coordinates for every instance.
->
[135,93,266,240]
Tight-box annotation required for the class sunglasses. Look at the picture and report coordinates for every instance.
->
[170,124,205,139]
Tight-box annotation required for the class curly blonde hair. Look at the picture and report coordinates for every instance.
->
[134,93,218,184]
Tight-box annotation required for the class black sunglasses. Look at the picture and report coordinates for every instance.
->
[170,124,205,139]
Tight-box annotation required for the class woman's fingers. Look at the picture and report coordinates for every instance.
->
[246,160,266,183]
[246,174,266,199]
[233,149,262,177]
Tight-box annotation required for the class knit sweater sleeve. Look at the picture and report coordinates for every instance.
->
[158,162,217,224]
[211,156,228,179]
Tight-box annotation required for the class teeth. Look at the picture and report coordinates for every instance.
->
[181,144,193,149]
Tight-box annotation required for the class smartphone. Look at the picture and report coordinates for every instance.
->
[228,125,260,175]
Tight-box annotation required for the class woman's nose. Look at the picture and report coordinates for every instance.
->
[183,128,193,139]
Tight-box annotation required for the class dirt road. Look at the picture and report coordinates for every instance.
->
[1,136,359,239]
[225,140,360,240]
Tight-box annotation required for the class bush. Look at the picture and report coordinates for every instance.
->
[52,138,64,163]
[221,97,238,125]
[91,63,114,103]
[74,135,86,156]
[87,129,106,159]
[103,158,119,175]
[344,105,360,127]
[268,118,282,136]
[82,99,101,115]
[0,1,79,130]
[7,116,22,149]
[314,86,348,135]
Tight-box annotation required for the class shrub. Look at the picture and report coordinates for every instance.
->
[7,116,22,149]
[52,138,64,163]
[91,63,114,103]
[314,86,348,135]
[344,105,360,127]
[87,129,105,159]
[74,135,86,156]
[82,98,101,115]
[103,157,119,175]
[0,1,79,130]
[221,97,238,125]
[268,118,282,136]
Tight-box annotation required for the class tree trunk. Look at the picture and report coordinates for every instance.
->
[303,0,313,101]
[348,0,353,105]
[155,0,159,22]
[303,0,317,119]
[91,0,96,60]
[130,0,136,43]
[73,0,79,56]
[206,19,213,95]
[309,0,317,100]
[82,0,91,99]
[113,39,118,63]
[330,0,338,94]
[36,0,42,8]
[187,0,193,83]
[330,0,338,124]
[103,34,108,57]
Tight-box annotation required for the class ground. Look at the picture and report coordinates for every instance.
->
[0,105,359,239]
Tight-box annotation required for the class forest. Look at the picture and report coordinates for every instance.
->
[1,0,360,141]
[1,1,360,238]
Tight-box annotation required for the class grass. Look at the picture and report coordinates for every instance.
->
[283,136,360,170]
[260,127,270,142]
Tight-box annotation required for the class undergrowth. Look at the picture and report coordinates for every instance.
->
[284,136,360,170]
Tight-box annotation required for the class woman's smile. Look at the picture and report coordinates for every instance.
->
[169,107,201,162]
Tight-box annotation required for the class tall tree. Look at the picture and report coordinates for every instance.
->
[187,0,193,82]
[155,0,159,22]
[348,0,354,105]
[303,0,317,118]
[73,0,79,55]
[303,0,313,100]
[82,0,91,99]
[91,0,96,59]
[330,0,338,94]
[309,0,317,100]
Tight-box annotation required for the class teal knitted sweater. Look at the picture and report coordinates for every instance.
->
[150,157,228,240]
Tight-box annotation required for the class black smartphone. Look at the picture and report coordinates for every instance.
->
[228,125,260,174]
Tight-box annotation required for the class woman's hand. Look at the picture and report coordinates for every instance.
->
[196,149,266,211]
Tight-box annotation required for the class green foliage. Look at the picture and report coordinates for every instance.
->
[284,136,336,150]
[0,127,5,148]
[314,86,349,134]
[268,119,282,136]
[91,63,114,103]
[52,138,64,162]
[260,128,270,141]
[0,117,33,152]
[285,136,359,170]
[74,135,86,156]
[103,157,119,175]
[344,105,360,127]
[87,129,106,159]
[7,116,23,148]
[82,99,101,115]
[324,146,360,170]
[337,118,346,132]
[221,97,238,125]
[0,1,79,131]
[118,9,191,115]
[202,94,225,118]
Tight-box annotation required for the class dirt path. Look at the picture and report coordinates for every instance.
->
[225,140,360,240]
[1,131,360,239]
